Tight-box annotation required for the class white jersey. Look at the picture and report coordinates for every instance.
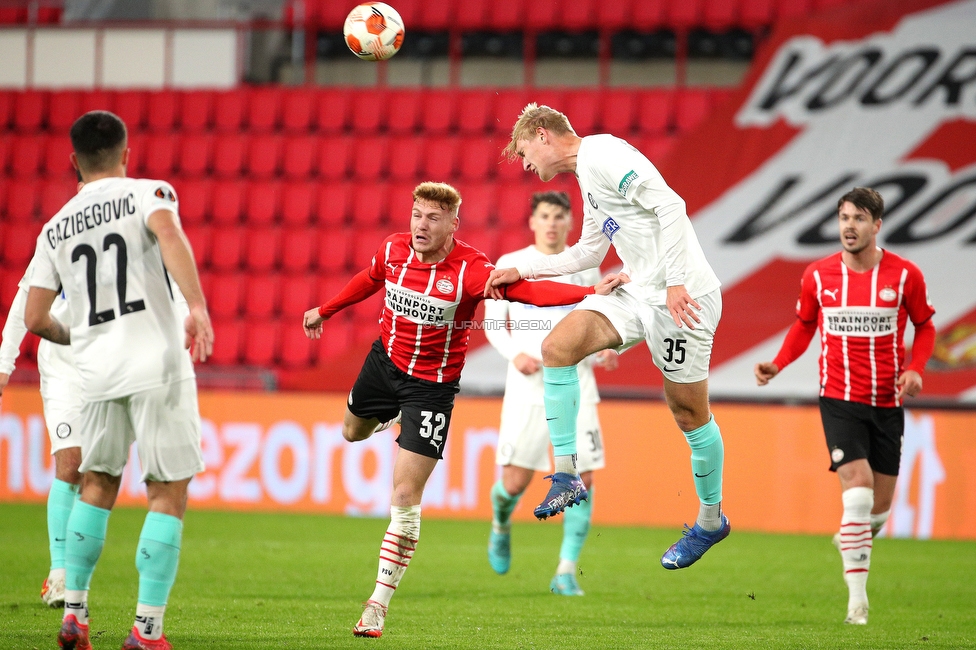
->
[28,176,194,401]
[485,245,601,406]
[0,260,80,390]
[516,134,721,306]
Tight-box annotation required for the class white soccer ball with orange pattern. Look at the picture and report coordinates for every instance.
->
[343,2,404,61]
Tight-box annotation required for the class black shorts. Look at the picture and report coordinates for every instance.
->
[347,339,460,460]
[819,397,903,475]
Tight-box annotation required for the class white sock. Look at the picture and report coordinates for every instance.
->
[134,604,166,640]
[840,487,873,609]
[870,509,890,537]
[64,589,89,625]
[369,505,421,608]
[556,559,576,576]
[696,502,723,531]
[554,454,577,475]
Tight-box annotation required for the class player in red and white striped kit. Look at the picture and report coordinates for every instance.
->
[755,187,936,626]
[302,182,625,638]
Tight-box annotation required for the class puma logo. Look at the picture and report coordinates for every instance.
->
[823,288,838,300]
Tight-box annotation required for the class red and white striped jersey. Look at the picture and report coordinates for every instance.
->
[353,233,591,384]
[777,250,934,407]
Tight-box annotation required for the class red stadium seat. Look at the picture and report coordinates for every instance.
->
[561,0,597,31]
[176,177,212,226]
[77,90,113,115]
[422,136,459,179]
[564,91,600,136]
[419,89,458,135]
[177,90,213,131]
[636,88,675,135]
[631,0,666,31]
[247,134,283,179]
[487,0,523,32]
[208,272,245,319]
[243,273,282,318]
[350,88,386,134]
[314,181,351,227]
[387,136,422,181]
[213,90,247,132]
[0,136,9,175]
[5,178,40,221]
[602,89,639,135]
[495,227,534,258]
[496,186,535,225]
[209,318,243,365]
[212,133,248,178]
[0,265,23,313]
[456,181,495,229]
[496,150,526,182]
[674,88,712,133]
[9,134,44,177]
[352,135,389,180]
[349,291,385,326]
[311,0,348,29]
[248,87,282,132]
[491,89,529,134]
[182,224,212,268]
[740,0,775,28]
[319,319,355,359]
[42,136,75,178]
[457,91,493,135]
[455,0,489,31]
[386,181,416,223]
[348,226,390,271]
[354,181,388,226]
[280,326,316,368]
[458,136,499,182]
[316,88,350,134]
[142,133,179,178]
[245,181,281,225]
[458,226,497,261]
[13,91,46,131]
[416,0,452,31]
[281,87,316,133]
[282,135,317,180]
[244,226,282,272]
[210,226,246,271]
[0,91,12,131]
[777,0,812,20]
[597,0,632,30]
[280,180,315,226]
[525,0,559,31]
[210,179,245,225]
[176,133,213,176]
[281,274,318,317]
[40,179,77,220]
[1,223,40,266]
[280,227,316,273]
[144,91,179,131]
[242,319,280,366]
[315,227,353,273]
[317,136,353,181]
[113,91,148,131]
[385,89,422,135]
[703,0,739,31]
[667,0,703,30]
[46,90,82,132]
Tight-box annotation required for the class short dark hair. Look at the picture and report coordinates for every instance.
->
[70,111,127,174]
[531,191,571,213]
[838,187,884,221]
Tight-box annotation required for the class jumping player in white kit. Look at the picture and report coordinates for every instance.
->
[484,191,617,595]
[486,103,730,570]
[24,110,213,650]
[0,254,84,608]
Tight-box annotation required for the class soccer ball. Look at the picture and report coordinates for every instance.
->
[343,2,405,61]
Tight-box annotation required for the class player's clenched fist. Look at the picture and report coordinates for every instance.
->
[303,307,327,339]
[754,362,779,386]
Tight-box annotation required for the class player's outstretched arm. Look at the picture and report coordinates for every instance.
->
[0,283,30,380]
[304,269,384,339]
[484,267,521,299]
[147,209,214,362]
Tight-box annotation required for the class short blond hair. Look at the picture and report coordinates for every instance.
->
[413,181,462,214]
[503,103,576,160]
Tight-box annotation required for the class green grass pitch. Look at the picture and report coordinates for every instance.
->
[2,503,974,649]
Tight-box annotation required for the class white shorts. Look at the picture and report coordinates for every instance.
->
[576,287,722,384]
[496,401,605,473]
[79,378,205,482]
[41,381,84,454]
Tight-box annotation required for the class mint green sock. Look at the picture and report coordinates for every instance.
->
[543,366,580,457]
[560,484,593,562]
[65,501,111,591]
[48,479,79,571]
[136,512,183,607]
[683,416,724,505]
[491,481,521,527]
